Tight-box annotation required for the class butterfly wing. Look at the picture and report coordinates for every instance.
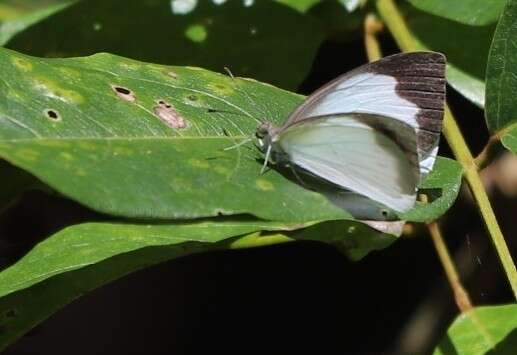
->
[282,52,446,181]
[277,115,419,213]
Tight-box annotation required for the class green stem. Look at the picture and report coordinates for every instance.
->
[364,13,383,62]
[376,0,517,299]
[422,194,473,312]
[226,232,294,249]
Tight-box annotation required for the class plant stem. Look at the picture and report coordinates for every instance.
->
[227,232,294,249]
[364,13,384,62]
[376,0,517,299]
[474,132,503,169]
[420,195,473,312]
[429,221,473,311]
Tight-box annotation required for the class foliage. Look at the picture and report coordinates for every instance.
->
[0,0,516,353]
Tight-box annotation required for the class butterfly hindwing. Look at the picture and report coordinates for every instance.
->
[277,115,419,213]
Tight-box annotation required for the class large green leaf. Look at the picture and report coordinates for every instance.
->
[0,1,73,45]
[403,3,495,108]
[485,0,517,154]
[4,0,324,91]
[407,0,505,26]
[434,304,517,355]
[0,218,396,350]
[0,48,461,223]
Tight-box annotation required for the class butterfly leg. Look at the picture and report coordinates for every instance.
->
[289,165,311,189]
[260,144,272,174]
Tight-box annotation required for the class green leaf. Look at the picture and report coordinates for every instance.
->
[4,0,324,91]
[0,48,461,223]
[275,0,321,12]
[401,158,463,223]
[403,3,495,108]
[407,0,505,26]
[276,0,365,13]
[0,48,349,222]
[485,0,517,153]
[307,0,364,40]
[0,1,73,45]
[434,304,517,355]
[0,218,396,350]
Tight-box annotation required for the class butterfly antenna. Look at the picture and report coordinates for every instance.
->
[261,144,272,174]
[223,136,253,151]
[223,67,265,124]
[289,165,310,189]
[224,67,235,80]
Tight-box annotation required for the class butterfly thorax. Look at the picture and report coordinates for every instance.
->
[256,121,290,166]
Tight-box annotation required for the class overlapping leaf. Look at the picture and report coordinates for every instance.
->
[403,3,495,108]
[3,0,324,91]
[485,0,517,154]
[434,304,517,355]
[0,1,73,45]
[0,218,397,350]
[407,0,505,26]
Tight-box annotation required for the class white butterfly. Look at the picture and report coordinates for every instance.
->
[256,52,446,220]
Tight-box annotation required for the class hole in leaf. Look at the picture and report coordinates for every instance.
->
[44,109,61,121]
[157,100,172,108]
[111,85,136,102]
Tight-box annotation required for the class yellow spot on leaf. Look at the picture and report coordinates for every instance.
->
[60,152,74,161]
[119,62,141,71]
[77,142,97,151]
[171,178,192,190]
[207,83,233,96]
[59,67,81,80]
[189,158,210,169]
[37,140,71,148]
[75,168,87,176]
[12,57,33,72]
[33,77,85,104]
[256,179,274,191]
[15,149,40,162]
[6,89,22,100]
[112,146,134,156]
[214,165,231,176]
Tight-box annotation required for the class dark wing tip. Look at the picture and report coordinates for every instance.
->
[367,52,446,169]
[368,52,446,78]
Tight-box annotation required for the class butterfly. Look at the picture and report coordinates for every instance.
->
[255,52,446,220]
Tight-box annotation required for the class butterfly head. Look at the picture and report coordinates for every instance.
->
[255,121,276,153]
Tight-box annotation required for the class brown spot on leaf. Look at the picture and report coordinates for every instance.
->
[111,85,136,102]
[168,71,178,79]
[153,100,186,129]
